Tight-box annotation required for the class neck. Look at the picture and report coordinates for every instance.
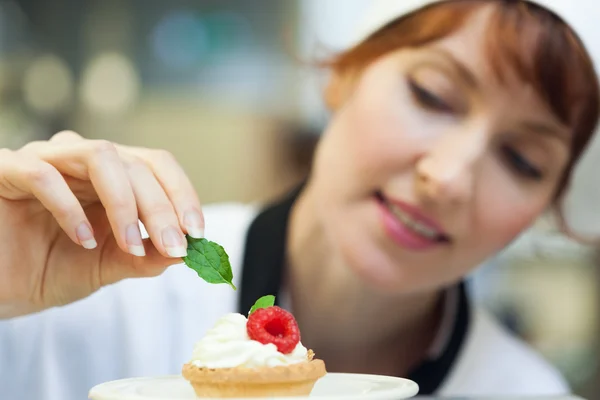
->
[286,184,443,375]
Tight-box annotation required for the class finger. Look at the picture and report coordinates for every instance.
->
[82,141,143,257]
[125,157,187,258]
[0,149,97,249]
[23,140,143,257]
[49,130,85,144]
[99,236,182,286]
[124,147,205,239]
[20,142,101,203]
[13,131,83,156]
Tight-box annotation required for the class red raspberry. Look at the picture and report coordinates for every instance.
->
[246,306,300,354]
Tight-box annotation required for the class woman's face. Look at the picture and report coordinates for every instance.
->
[309,6,571,294]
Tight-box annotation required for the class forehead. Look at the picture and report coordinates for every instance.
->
[427,5,518,86]
[415,4,555,116]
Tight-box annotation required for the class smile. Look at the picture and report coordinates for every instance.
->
[375,191,451,250]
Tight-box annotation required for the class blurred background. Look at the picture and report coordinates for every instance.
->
[0,0,597,398]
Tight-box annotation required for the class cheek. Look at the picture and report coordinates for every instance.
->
[323,81,422,186]
[475,183,547,248]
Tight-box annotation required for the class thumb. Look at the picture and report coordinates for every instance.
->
[99,237,183,286]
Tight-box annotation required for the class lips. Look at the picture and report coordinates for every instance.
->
[375,191,451,249]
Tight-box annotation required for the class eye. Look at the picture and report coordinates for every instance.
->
[408,79,454,113]
[502,146,543,181]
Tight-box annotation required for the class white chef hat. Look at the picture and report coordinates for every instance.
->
[349,0,600,239]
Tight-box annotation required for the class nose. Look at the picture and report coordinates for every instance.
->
[415,127,487,205]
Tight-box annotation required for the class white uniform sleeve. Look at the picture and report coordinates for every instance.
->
[0,203,257,400]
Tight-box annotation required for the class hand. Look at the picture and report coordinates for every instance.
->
[0,131,204,318]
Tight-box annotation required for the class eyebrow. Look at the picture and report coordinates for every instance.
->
[427,47,480,90]
[519,120,571,143]
[427,47,570,143]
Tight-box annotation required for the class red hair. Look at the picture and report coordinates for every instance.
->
[322,0,599,201]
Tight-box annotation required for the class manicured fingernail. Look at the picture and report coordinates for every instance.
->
[126,224,145,257]
[76,222,97,250]
[162,226,187,258]
[184,210,204,239]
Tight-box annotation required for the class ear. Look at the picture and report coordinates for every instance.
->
[323,68,360,111]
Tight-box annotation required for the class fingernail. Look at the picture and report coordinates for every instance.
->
[184,210,204,239]
[126,224,146,257]
[76,222,97,250]
[162,226,187,258]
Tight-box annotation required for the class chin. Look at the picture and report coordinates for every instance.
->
[340,237,456,295]
[324,206,409,294]
[325,201,461,296]
[348,253,406,294]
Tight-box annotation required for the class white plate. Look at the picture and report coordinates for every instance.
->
[88,373,419,400]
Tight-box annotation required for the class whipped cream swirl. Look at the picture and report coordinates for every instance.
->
[190,313,308,369]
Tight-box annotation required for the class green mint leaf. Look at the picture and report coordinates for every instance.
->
[182,236,236,290]
[249,295,276,315]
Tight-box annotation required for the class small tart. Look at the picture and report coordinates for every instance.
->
[182,351,326,398]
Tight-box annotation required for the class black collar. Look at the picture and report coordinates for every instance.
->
[238,187,471,395]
